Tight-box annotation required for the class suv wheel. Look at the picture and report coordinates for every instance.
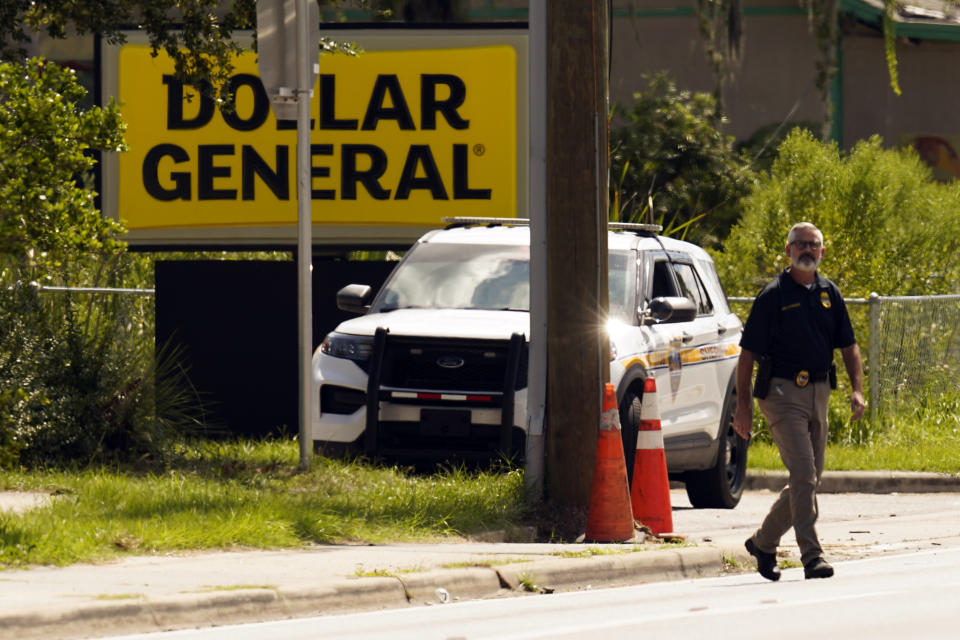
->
[684,385,748,508]
[619,389,642,486]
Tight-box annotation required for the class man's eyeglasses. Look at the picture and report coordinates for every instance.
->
[790,240,821,250]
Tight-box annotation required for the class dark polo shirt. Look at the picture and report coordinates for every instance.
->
[740,268,856,379]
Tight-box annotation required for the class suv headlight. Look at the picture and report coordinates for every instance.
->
[320,332,374,362]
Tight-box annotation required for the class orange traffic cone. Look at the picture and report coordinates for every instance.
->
[585,383,636,542]
[630,376,674,535]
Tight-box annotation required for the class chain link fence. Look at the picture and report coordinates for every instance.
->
[32,287,960,430]
[730,294,960,425]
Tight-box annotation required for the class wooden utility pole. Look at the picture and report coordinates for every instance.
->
[544,0,610,536]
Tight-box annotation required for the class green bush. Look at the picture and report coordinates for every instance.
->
[0,57,206,468]
[0,58,125,257]
[735,121,821,174]
[610,72,754,248]
[0,254,200,468]
[720,129,960,444]
[716,128,960,297]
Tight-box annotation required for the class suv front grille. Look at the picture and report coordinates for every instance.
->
[379,337,528,392]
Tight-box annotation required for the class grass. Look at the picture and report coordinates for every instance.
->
[352,567,422,578]
[748,424,960,474]
[721,552,742,571]
[3,390,958,569]
[185,585,278,593]
[441,558,533,569]
[750,440,960,474]
[0,439,527,568]
[517,571,539,592]
[747,389,960,473]
[552,545,643,559]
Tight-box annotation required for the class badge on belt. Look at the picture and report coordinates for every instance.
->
[795,370,810,387]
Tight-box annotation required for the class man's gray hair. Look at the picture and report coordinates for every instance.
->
[787,222,824,245]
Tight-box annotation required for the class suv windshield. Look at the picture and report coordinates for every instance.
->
[372,242,636,321]
[373,243,531,312]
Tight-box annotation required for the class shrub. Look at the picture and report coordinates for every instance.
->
[0,254,201,468]
[0,58,126,257]
[719,129,960,442]
[610,72,755,248]
[716,128,960,297]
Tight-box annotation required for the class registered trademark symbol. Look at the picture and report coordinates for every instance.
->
[473,143,485,156]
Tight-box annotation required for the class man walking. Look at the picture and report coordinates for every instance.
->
[733,222,866,581]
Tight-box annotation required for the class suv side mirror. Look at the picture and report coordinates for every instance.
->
[336,284,374,314]
[645,296,698,324]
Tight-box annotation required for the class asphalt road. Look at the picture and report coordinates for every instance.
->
[671,487,960,562]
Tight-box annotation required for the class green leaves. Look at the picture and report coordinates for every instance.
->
[0,253,200,469]
[0,58,127,258]
[609,72,754,248]
[717,128,960,297]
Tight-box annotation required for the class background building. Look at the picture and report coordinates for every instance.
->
[460,0,960,177]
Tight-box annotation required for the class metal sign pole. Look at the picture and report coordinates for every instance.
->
[296,0,313,470]
[526,0,547,501]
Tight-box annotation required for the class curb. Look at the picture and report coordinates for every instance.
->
[0,546,732,640]
[746,470,960,494]
[494,546,724,592]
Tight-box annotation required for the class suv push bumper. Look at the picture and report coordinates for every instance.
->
[313,329,529,462]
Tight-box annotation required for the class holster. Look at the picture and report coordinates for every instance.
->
[829,362,837,390]
[753,354,772,400]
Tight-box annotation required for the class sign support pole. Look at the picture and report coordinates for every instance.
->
[296,0,313,470]
[526,0,547,501]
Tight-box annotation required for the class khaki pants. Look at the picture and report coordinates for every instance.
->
[753,377,832,565]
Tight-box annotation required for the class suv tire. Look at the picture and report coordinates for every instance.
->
[619,389,643,485]
[684,385,748,508]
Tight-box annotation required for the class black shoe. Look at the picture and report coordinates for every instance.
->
[745,538,781,581]
[804,557,834,579]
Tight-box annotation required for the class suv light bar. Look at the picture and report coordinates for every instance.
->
[442,217,662,234]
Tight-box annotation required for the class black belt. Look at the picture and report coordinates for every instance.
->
[773,369,830,387]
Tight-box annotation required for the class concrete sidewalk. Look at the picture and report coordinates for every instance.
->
[0,470,957,640]
[0,540,731,640]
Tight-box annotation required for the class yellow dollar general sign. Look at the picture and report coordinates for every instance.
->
[111,34,522,244]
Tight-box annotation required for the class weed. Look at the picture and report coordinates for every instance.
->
[184,585,277,594]
[353,567,395,578]
[353,565,423,578]
[722,552,742,570]
[517,571,539,592]
[441,558,532,569]
[553,544,643,559]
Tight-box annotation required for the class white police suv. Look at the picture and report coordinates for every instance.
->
[312,218,747,508]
